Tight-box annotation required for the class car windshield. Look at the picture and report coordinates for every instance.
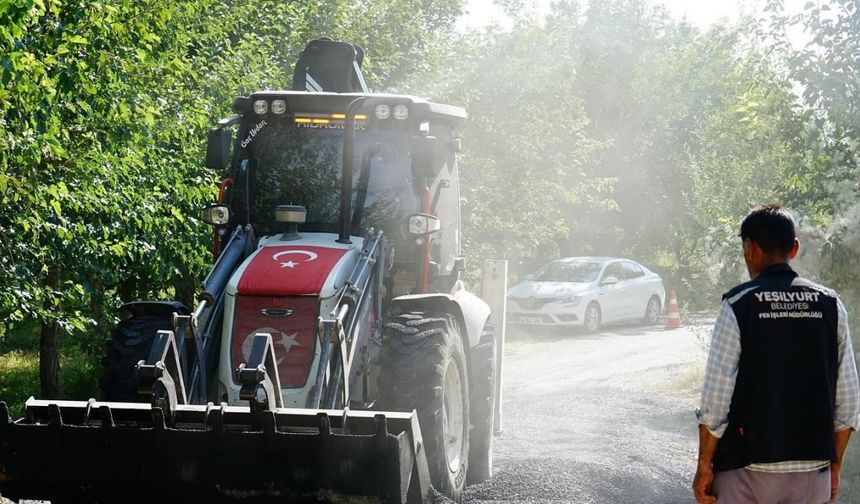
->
[235,117,417,240]
[532,261,603,283]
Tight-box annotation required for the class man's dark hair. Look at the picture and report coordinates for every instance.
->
[739,204,796,255]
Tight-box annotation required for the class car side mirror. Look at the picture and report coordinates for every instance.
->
[600,276,619,286]
[411,135,439,179]
[205,129,232,170]
[201,204,231,227]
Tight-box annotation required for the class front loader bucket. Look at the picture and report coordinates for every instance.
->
[0,399,431,503]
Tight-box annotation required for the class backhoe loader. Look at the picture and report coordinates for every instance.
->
[0,38,503,504]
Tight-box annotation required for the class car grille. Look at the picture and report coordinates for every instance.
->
[509,296,554,311]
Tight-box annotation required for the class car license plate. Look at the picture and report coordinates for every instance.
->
[519,316,543,324]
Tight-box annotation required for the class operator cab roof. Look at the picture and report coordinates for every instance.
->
[233,91,467,127]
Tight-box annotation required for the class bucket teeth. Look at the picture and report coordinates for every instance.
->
[317,412,332,437]
[47,403,62,447]
[99,405,115,447]
[375,413,389,438]
[152,407,167,451]
[0,400,430,503]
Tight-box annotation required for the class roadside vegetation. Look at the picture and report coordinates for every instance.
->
[1,0,858,414]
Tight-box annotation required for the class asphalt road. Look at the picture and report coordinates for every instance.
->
[461,319,711,504]
[459,318,860,504]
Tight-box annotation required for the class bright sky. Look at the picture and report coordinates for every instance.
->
[458,0,809,30]
[660,0,749,25]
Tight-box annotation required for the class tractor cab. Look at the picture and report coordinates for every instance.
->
[204,38,468,299]
[207,90,467,297]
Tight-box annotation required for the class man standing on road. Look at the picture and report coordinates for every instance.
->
[693,204,860,504]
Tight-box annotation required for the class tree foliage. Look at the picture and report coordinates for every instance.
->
[408,0,829,301]
[757,0,860,320]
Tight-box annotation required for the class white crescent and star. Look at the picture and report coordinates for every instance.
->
[242,329,302,365]
[272,250,319,269]
[275,332,301,356]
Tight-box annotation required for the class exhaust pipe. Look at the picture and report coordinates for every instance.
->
[338,97,366,244]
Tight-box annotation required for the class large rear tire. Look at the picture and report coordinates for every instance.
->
[467,322,496,484]
[377,312,470,502]
[99,315,174,402]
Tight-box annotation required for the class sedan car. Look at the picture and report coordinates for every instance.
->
[507,257,665,332]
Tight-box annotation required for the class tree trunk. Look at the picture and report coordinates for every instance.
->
[40,319,62,398]
[89,277,110,339]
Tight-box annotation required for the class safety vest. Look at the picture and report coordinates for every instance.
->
[713,263,839,472]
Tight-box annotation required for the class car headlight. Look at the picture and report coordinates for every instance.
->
[559,295,581,306]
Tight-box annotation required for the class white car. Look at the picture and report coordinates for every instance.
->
[507,257,665,332]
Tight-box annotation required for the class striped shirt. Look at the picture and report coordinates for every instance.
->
[697,294,860,473]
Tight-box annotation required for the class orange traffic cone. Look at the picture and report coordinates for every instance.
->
[665,290,682,330]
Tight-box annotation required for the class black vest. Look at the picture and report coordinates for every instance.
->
[712,263,839,472]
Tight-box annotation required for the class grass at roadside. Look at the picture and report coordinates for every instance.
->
[0,350,39,417]
[0,345,99,418]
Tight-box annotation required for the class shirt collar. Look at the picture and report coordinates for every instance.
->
[758,262,797,278]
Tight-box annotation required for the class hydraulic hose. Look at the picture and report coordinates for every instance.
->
[201,226,249,304]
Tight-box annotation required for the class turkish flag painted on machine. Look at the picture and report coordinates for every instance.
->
[231,295,318,388]
[237,246,348,296]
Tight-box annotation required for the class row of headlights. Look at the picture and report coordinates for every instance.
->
[252,100,410,121]
[373,104,409,120]
[253,99,288,115]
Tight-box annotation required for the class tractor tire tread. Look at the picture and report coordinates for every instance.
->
[99,314,173,402]
[467,323,496,484]
[377,311,469,503]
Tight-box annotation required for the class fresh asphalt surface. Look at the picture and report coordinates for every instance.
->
[453,319,711,504]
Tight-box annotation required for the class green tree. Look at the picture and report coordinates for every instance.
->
[758,0,860,336]
[0,2,216,395]
[405,5,620,280]
[410,0,819,300]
